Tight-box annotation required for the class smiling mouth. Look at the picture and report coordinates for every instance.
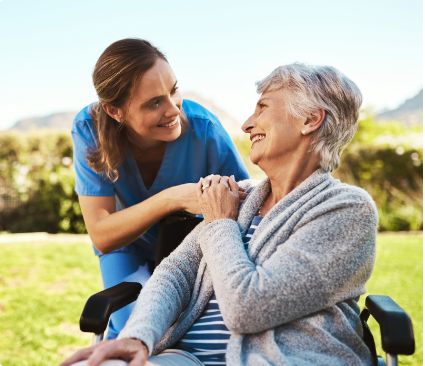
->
[251,134,265,146]
[158,118,179,128]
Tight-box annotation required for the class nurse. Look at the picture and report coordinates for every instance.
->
[72,38,249,339]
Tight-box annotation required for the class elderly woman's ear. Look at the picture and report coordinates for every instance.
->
[301,109,326,135]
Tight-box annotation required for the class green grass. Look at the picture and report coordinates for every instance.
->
[360,232,422,365]
[0,232,422,365]
[0,237,102,366]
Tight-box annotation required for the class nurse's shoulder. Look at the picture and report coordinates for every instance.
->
[72,103,98,145]
[182,99,228,139]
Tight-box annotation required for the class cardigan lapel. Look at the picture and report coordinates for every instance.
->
[244,170,333,262]
[237,178,271,233]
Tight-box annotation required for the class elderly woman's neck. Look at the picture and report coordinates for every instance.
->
[265,154,321,203]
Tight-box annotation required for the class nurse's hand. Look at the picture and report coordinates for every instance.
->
[60,338,148,366]
[166,183,202,214]
[164,180,246,215]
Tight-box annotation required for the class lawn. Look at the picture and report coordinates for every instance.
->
[0,232,422,366]
[360,232,422,365]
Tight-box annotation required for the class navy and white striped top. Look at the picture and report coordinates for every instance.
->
[175,215,263,365]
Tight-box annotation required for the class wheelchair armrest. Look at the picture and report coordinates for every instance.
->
[364,295,415,355]
[80,282,142,334]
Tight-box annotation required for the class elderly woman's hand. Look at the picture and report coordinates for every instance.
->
[59,338,148,366]
[197,175,240,222]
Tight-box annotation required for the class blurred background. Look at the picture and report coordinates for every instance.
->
[0,0,422,365]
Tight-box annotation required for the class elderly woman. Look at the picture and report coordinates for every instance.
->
[62,63,377,366]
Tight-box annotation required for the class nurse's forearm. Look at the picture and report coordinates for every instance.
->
[90,189,182,254]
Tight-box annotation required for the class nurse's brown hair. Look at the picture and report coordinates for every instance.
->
[88,38,167,182]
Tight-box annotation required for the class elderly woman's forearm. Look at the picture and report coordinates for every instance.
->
[118,222,205,347]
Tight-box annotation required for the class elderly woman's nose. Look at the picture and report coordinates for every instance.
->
[242,115,254,133]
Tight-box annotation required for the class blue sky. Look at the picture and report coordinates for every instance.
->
[0,0,422,130]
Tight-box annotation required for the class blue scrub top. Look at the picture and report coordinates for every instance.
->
[72,99,249,258]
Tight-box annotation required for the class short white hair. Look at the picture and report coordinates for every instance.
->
[256,63,362,171]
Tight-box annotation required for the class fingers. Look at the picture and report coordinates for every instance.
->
[228,175,239,194]
[86,340,125,366]
[60,344,98,366]
[238,191,248,200]
[200,174,224,193]
[208,175,231,190]
[200,177,211,191]
[128,349,148,366]
[61,339,147,366]
[86,341,113,366]
[219,176,230,189]
[209,174,221,187]
[199,174,238,193]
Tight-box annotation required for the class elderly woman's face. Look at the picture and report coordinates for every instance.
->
[242,89,306,167]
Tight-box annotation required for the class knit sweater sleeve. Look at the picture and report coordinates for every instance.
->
[198,191,378,334]
[117,222,205,353]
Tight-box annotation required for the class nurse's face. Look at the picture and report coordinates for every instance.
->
[122,58,183,147]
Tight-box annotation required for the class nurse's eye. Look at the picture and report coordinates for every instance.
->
[171,84,179,95]
[149,98,161,109]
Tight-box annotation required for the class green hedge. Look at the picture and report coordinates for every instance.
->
[335,146,422,231]
[0,132,85,234]
[0,124,422,233]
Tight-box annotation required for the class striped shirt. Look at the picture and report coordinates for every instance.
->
[175,215,263,365]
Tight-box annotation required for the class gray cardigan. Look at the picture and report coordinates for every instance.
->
[119,169,378,365]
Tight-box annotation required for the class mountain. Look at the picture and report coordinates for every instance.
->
[8,92,244,136]
[10,89,420,133]
[9,111,76,132]
[183,91,243,136]
[377,89,423,126]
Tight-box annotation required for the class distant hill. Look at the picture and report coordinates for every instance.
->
[377,89,423,126]
[9,89,420,133]
[9,111,76,132]
[8,92,244,136]
[183,91,243,136]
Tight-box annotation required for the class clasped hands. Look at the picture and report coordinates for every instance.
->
[197,174,244,223]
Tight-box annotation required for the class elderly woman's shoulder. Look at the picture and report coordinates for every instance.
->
[327,178,378,213]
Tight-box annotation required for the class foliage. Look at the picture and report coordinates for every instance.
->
[0,116,422,232]
[0,232,421,365]
[335,146,422,231]
[335,117,422,231]
[0,132,86,234]
[352,112,422,146]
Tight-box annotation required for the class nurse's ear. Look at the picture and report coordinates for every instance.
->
[102,102,125,123]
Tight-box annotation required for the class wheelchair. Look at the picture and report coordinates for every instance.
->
[79,213,415,366]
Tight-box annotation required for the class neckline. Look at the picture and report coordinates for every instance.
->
[131,140,171,193]
[130,126,190,193]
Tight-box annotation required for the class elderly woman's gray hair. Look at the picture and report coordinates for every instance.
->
[256,63,362,171]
